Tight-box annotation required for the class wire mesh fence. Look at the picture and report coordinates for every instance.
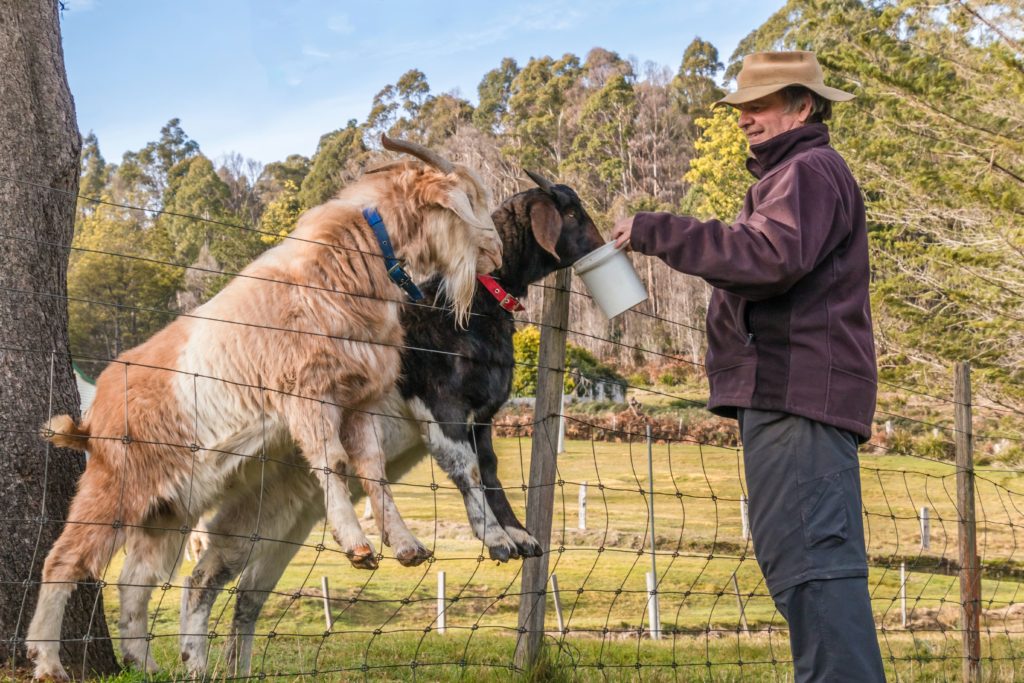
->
[2,175,1023,681]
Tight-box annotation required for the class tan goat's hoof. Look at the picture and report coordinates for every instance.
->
[395,544,433,567]
[347,545,378,570]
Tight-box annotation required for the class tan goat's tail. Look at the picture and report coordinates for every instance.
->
[41,414,90,451]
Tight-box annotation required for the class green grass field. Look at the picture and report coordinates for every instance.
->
[86,437,1024,681]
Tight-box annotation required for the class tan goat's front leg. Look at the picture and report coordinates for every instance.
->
[286,401,376,569]
[342,410,431,567]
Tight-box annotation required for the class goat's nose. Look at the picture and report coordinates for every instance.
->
[478,248,501,273]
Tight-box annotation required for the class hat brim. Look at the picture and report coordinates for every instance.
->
[715,81,855,106]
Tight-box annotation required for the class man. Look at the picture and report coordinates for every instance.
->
[611,51,885,681]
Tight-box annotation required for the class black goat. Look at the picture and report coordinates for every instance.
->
[383,172,604,560]
[179,175,604,676]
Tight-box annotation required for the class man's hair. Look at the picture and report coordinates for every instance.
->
[780,85,832,124]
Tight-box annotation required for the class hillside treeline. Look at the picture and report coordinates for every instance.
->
[70,0,1022,404]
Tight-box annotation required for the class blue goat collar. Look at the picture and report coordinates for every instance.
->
[362,207,423,302]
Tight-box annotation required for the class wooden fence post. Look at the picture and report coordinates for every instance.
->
[514,269,571,671]
[955,362,980,683]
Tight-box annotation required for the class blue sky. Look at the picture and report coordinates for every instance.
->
[61,0,782,167]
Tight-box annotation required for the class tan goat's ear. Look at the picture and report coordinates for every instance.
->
[529,198,562,259]
[439,187,484,229]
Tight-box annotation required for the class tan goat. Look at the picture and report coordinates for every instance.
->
[26,136,502,681]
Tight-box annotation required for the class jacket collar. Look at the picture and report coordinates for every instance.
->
[746,123,830,179]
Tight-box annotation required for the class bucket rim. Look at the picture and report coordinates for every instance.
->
[572,241,626,275]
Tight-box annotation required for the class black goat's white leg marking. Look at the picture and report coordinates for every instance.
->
[475,425,543,557]
[409,399,517,561]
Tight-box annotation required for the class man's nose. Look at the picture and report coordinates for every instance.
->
[738,110,752,128]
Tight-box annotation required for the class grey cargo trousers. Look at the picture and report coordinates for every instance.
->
[739,408,886,682]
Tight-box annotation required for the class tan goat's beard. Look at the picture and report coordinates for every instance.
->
[437,249,477,329]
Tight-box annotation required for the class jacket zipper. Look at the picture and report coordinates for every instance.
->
[739,300,755,346]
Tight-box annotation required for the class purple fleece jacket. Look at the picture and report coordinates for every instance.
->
[631,123,876,440]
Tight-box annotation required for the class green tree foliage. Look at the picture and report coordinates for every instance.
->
[474,57,519,133]
[155,155,262,302]
[299,120,370,208]
[681,106,749,220]
[68,199,180,372]
[117,118,199,205]
[259,179,302,245]
[512,325,542,396]
[512,325,626,397]
[415,92,474,146]
[78,132,111,218]
[257,153,311,204]
[158,156,239,262]
[505,54,583,174]
[672,37,725,117]
[563,50,638,211]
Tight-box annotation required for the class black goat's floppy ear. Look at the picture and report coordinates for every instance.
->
[529,198,562,259]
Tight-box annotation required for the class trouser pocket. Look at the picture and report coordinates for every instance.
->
[799,470,850,549]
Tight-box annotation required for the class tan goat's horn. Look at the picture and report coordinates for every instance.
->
[525,169,556,194]
[381,133,455,174]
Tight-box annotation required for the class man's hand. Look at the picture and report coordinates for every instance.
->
[610,215,635,251]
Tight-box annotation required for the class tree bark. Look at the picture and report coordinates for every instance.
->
[0,1,119,677]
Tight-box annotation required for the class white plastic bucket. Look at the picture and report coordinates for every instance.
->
[573,241,648,319]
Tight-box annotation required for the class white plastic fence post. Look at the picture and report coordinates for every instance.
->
[437,571,447,635]
[741,495,750,541]
[578,481,587,530]
[557,390,566,454]
[363,496,373,520]
[550,574,565,635]
[900,562,907,628]
[646,571,661,640]
[732,573,749,633]
[920,506,930,550]
[321,576,333,630]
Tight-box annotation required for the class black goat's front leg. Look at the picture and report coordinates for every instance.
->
[474,425,543,558]
[409,399,520,561]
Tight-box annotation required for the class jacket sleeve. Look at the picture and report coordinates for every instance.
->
[631,161,846,301]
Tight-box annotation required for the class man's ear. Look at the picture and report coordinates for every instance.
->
[799,93,813,123]
[529,198,562,259]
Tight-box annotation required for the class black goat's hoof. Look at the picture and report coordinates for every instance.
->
[522,542,544,558]
[488,545,511,563]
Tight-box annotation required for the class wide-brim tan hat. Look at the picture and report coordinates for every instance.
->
[717,50,855,106]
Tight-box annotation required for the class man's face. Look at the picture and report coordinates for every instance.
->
[736,92,809,146]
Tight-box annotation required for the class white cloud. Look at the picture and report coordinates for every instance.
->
[301,45,331,59]
[327,14,354,34]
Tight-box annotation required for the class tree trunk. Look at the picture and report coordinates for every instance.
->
[0,1,119,677]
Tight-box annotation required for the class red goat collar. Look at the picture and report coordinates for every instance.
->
[477,274,524,312]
